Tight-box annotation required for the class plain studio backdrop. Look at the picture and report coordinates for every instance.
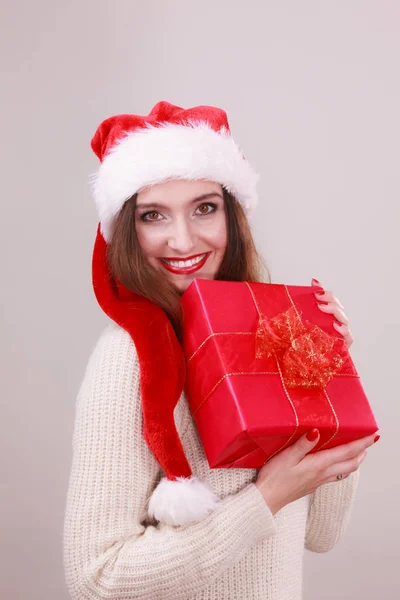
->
[1,1,398,598]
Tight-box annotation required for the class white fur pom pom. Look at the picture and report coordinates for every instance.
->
[147,476,220,527]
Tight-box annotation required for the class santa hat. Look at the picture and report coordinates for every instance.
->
[90,101,259,527]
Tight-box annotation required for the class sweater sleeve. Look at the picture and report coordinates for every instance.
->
[304,468,360,553]
[63,324,277,600]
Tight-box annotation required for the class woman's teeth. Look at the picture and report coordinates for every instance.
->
[162,254,207,268]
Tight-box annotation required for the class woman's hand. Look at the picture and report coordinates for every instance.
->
[311,278,354,349]
[256,430,378,515]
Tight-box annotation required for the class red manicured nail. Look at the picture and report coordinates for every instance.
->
[311,278,321,286]
[374,435,380,443]
[307,428,320,441]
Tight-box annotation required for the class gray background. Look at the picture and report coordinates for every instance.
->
[1,1,398,598]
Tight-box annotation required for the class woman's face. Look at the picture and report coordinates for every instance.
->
[135,179,227,292]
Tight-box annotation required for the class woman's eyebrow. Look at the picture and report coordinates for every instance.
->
[136,192,223,210]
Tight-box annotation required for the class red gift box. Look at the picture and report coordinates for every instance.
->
[181,279,379,468]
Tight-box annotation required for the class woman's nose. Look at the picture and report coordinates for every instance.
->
[167,219,197,254]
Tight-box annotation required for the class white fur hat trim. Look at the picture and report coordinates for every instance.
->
[91,121,259,242]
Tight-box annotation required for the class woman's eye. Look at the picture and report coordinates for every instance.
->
[141,211,162,221]
[196,202,216,215]
[140,203,216,222]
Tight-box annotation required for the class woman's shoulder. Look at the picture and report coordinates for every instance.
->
[72,322,142,452]
[97,320,136,348]
[77,322,140,404]
[85,322,139,374]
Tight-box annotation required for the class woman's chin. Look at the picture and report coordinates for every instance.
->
[171,276,195,294]
[169,273,210,294]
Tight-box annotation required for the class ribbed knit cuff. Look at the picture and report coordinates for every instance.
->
[305,469,360,552]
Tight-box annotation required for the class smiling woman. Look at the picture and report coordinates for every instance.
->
[64,101,363,600]
[107,178,267,340]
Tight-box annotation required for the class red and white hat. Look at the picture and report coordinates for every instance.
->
[90,101,259,526]
[91,101,259,242]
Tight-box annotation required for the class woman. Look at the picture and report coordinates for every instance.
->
[63,101,379,599]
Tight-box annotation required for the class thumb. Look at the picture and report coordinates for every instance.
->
[293,429,320,461]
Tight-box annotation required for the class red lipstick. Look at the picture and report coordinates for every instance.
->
[158,252,211,275]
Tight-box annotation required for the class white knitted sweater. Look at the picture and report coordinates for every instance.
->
[63,322,360,600]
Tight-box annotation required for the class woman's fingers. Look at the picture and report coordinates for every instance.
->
[333,321,354,348]
[322,449,368,482]
[311,280,352,347]
[315,290,345,309]
[316,434,377,469]
[311,281,346,315]
[317,301,349,326]
[323,474,350,483]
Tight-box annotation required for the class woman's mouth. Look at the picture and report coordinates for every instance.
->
[158,252,211,275]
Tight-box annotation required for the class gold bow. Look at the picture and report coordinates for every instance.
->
[255,306,346,389]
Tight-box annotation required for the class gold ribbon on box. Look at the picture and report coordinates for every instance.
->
[255,305,348,389]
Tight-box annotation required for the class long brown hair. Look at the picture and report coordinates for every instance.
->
[107,188,270,340]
